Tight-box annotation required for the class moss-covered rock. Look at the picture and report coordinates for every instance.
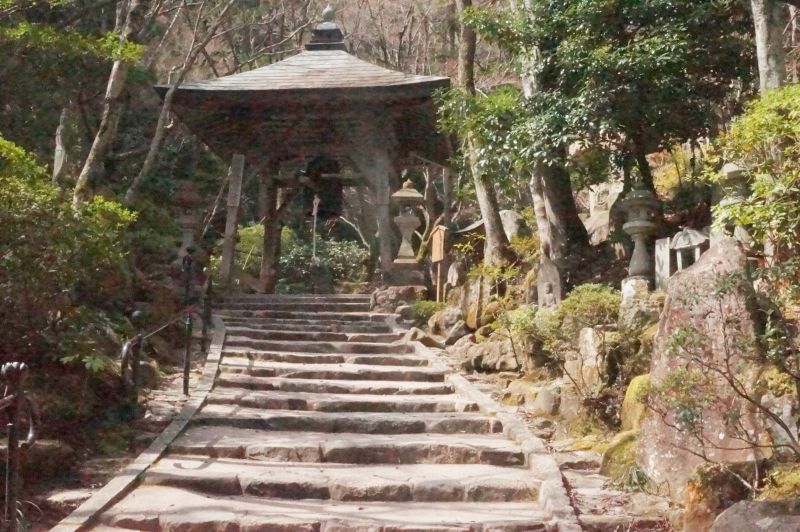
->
[759,463,800,501]
[621,374,650,431]
[600,430,638,480]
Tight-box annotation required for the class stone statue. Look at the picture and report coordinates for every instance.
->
[537,256,562,311]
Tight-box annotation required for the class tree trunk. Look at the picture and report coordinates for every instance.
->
[72,0,150,206]
[531,160,590,263]
[508,0,589,264]
[455,0,512,266]
[751,0,787,94]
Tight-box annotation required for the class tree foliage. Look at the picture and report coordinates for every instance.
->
[464,0,754,186]
[0,136,134,372]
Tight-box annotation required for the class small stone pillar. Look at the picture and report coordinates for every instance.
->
[712,162,755,250]
[388,179,425,285]
[621,185,660,283]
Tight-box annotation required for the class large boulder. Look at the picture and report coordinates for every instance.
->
[428,307,464,336]
[447,335,521,372]
[637,237,766,501]
[711,501,800,532]
[370,285,427,313]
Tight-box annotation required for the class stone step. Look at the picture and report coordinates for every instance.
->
[193,405,504,434]
[218,301,372,313]
[217,309,392,321]
[101,485,551,531]
[222,349,428,367]
[214,374,454,395]
[223,337,409,354]
[219,318,393,333]
[223,294,371,303]
[171,427,526,466]
[224,326,402,343]
[206,388,475,413]
[144,456,540,503]
[220,358,446,382]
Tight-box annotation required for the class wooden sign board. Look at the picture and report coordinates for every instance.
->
[431,225,448,263]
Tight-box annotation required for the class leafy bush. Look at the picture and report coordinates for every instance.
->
[0,136,135,373]
[277,231,369,293]
[539,284,621,353]
[715,84,800,304]
[410,300,446,324]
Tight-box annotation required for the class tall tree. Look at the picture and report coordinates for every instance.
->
[454,0,513,266]
[751,0,789,94]
[72,0,151,205]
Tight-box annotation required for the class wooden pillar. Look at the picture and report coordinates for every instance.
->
[219,154,245,289]
[259,177,281,294]
[442,166,453,226]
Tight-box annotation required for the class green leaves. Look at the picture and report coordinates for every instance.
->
[0,135,134,374]
[1,23,142,62]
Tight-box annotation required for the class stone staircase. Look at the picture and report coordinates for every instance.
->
[95,294,560,531]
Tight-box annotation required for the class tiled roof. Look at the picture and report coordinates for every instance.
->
[173,50,448,92]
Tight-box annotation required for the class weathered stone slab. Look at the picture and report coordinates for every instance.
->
[638,238,766,500]
[101,486,552,530]
[144,456,540,502]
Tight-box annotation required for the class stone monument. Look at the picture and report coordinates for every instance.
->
[537,256,562,311]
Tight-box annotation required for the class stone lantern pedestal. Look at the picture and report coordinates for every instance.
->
[387,179,425,286]
[620,186,659,301]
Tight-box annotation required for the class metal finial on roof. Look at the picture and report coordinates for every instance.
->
[322,5,335,22]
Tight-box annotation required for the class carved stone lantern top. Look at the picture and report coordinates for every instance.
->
[621,187,659,234]
[670,227,709,251]
[391,179,424,206]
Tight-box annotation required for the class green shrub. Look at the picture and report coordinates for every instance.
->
[0,136,135,373]
[715,84,800,304]
[410,300,446,323]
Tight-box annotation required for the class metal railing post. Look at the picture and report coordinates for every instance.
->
[183,314,193,396]
[2,362,38,532]
[202,277,213,354]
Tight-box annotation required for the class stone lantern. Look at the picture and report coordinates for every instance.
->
[621,185,660,282]
[389,179,425,285]
[173,180,204,261]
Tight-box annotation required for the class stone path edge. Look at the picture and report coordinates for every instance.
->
[408,339,583,532]
[50,316,227,532]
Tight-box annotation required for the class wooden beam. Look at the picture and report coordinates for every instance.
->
[219,154,245,289]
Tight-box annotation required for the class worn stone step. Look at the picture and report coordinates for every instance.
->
[220,358,446,381]
[206,388,475,413]
[220,318,393,333]
[223,349,428,367]
[223,337,410,354]
[223,293,371,303]
[101,485,551,531]
[172,427,526,466]
[217,309,392,321]
[193,405,504,434]
[224,326,402,343]
[144,456,540,503]
[218,301,372,312]
[215,374,454,395]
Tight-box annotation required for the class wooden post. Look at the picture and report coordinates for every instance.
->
[431,225,448,302]
[219,154,245,289]
[259,180,280,294]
